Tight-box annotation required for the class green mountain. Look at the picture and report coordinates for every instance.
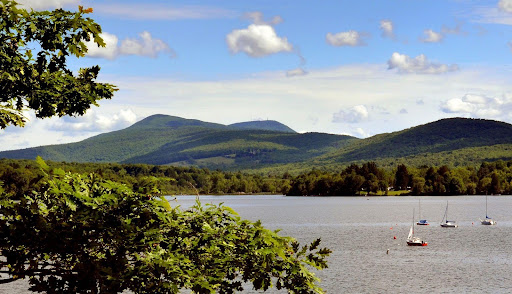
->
[229,120,296,133]
[302,117,512,170]
[0,114,355,170]
[2,115,512,172]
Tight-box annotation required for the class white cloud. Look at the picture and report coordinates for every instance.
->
[326,30,367,47]
[85,32,119,60]
[226,24,293,57]
[86,31,175,60]
[119,31,175,58]
[93,3,235,20]
[50,109,137,133]
[332,105,369,123]
[420,29,444,43]
[441,97,476,113]
[14,0,78,10]
[499,0,512,13]
[387,52,459,74]
[440,94,512,118]
[469,6,512,25]
[286,68,308,77]
[354,128,370,138]
[380,20,394,39]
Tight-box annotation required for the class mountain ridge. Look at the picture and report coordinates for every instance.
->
[2,115,512,172]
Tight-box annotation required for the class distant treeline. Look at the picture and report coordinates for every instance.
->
[0,159,290,197]
[1,159,511,197]
[286,161,510,196]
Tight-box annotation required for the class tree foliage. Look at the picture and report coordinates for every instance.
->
[0,157,331,293]
[285,160,512,196]
[0,0,117,128]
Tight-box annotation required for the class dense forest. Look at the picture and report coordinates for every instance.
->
[1,158,511,197]
[286,161,508,196]
[0,159,290,197]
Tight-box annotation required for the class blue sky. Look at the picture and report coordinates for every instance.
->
[3,0,512,151]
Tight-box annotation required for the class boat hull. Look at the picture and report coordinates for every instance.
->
[417,219,429,225]
[407,241,428,246]
[440,223,458,228]
[481,219,497,225]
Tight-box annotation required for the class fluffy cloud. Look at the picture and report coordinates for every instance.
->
[50,109,137,133]
[85,32,119,60]
[440,94,510,118]
[380,20,394,39]
[420,29,444,43]
[14,0,78,9]
[332,105,369,123]
[226,24,292,57]
[499,0,512,13]
[86,31,175,60]
[326,30,367,47]
[387,52,459,74]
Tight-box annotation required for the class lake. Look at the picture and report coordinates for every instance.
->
[175,195,512,293]
[3,195,511,293]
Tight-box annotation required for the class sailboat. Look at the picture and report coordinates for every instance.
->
[416,199,429,225]
[407,208,428,246]
[440,201,458,228]
[480,196,497,225]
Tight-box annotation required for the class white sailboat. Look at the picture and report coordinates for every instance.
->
[440,201,458,228]
[416,199,429,225]
[407,208,427,246]
[480,196,497,225]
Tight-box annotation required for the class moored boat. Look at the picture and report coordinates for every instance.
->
[440,201,458,228]
[416,199,429,225]
[417,219,429,225]
[407,208,427,246]
[480,196,497,225]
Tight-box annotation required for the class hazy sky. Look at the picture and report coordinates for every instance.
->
[3,0,512,151]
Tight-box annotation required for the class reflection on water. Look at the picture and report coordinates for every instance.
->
[3,195,511,293]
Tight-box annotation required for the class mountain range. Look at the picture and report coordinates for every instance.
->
[2,114,512,173]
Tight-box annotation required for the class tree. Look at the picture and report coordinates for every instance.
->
[0,2,331,292]
[0,0,117,128]
[0,158,331,293]
[394,164,410,190]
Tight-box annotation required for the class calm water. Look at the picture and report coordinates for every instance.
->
[3,195,512,293]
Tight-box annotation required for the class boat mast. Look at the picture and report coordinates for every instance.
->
[486,196,488,219]
[412,208,415,236]
[442,201,448,223]
[418,199,421,220]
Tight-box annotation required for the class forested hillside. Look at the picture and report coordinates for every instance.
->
[303,118,512,170]
[2,116,512,172]
[0,114,356,169]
